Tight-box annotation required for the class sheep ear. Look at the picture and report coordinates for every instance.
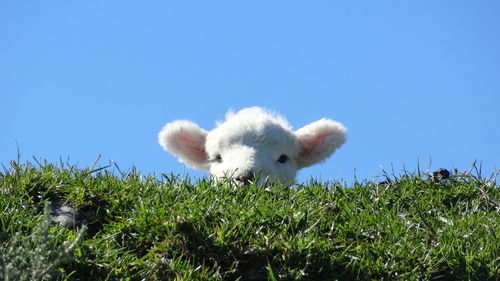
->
[158,120,210,170]
[295,119,347,168]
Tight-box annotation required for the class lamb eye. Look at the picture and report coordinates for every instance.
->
[214,154,223,163]
[277,154,288,163]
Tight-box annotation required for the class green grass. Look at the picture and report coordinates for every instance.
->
[0,159,498,280]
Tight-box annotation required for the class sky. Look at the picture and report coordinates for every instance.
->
[1,1,499,184]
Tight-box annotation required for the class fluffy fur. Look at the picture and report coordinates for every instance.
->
[159,107,346,185]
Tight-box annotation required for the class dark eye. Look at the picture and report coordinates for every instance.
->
[277,154,288,163]
[214,154,223,163]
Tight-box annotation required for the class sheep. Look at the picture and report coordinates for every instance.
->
[158,107,346,185]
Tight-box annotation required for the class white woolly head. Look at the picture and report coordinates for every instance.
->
[159,107,346,185]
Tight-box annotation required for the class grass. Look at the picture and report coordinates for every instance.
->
[0,159,498,281]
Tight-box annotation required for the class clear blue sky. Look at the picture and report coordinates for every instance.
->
[1,1,499,183]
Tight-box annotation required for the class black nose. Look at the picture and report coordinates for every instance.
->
[235,173,254,186]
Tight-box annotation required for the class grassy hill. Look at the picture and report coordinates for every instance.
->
[0,160,498,280]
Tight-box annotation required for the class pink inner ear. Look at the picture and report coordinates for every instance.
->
[299,134,327,157]
[177,131,207,162]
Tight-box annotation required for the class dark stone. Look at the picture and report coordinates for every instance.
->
[433,168,450,182]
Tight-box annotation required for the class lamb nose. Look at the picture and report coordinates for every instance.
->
[235,174,254,186]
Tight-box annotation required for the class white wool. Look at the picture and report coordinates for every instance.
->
[220,107,291,130]
[158,107,346,185]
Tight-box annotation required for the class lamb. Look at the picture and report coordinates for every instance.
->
[158,107,347,185]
